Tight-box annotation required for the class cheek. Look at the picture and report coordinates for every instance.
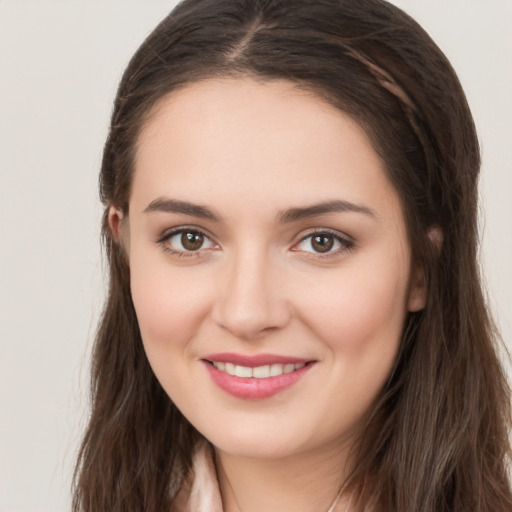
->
[129,252,213,353]
[296,258,409,364]
[130,260,216,410]
[293,263,409,433]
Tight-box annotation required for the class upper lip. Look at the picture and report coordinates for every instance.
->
[203,352,313,367]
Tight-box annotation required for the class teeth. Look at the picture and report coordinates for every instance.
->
[283,363,295,374]
[270,364,283,377]
[235,365,252,378]
[252,365,270,378]
[211,362,306,378]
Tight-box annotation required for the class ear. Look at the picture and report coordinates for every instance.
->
[406,226,443,312]
[108,206,124,242]
[427,225,443,252]
[407,262,427,313]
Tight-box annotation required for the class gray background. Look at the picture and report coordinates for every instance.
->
[0,1,510,511]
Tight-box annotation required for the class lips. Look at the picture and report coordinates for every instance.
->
[202,353,315,399]
[205,352,310,367]
[211,360,306,378]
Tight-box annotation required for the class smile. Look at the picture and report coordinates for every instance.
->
[210,361,306,378]
[202,354,315,399]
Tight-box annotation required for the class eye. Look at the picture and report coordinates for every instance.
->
[294,231,354,255]
[158,228,217,255]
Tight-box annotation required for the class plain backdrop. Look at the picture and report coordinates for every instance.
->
[0,1,511,511]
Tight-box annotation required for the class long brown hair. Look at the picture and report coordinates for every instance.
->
[73,1,512,510]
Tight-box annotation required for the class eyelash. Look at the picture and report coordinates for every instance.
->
[155,227,355,259]
[156,226,218,259]
[292,229,355,259]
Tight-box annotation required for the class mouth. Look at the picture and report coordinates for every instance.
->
[201,353,316,399]
[207,360,307,378]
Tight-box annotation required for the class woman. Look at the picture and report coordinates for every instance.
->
[73,0,512,510]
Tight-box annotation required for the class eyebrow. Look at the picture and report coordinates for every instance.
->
[143,198,222,221]
[143,197,375,223]
[276,200,376,223]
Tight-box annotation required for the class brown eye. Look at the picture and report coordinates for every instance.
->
[294,231,353,256]
[161,229,216,254]
[311,234,334,253]
[181,231,204,251]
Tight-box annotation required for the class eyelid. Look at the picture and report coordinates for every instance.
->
[155,225,354,259]
[291,228,355,256]
[156,225,219,256]
[156,225,212,243]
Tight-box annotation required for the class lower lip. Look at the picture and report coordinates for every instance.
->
[202,361,314,399]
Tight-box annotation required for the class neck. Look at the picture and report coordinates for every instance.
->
[214,440,353,512]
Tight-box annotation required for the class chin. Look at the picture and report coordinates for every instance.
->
[197,421,304,459]
[199,417,344,462]
[214,436,304,460]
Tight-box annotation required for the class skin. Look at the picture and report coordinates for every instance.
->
[111,78,426,512]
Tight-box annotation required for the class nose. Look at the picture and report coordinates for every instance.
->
[212,248,291,340]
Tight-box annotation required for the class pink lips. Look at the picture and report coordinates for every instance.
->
[202,353,315,400]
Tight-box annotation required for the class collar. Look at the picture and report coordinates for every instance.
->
[173,441,224,512]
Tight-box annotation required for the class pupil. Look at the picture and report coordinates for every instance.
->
[182,232,204,251]
[312,234,333,253]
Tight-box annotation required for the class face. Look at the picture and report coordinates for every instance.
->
[119,78,425,460]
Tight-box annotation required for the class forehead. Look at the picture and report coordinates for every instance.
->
[131,77,399,220]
